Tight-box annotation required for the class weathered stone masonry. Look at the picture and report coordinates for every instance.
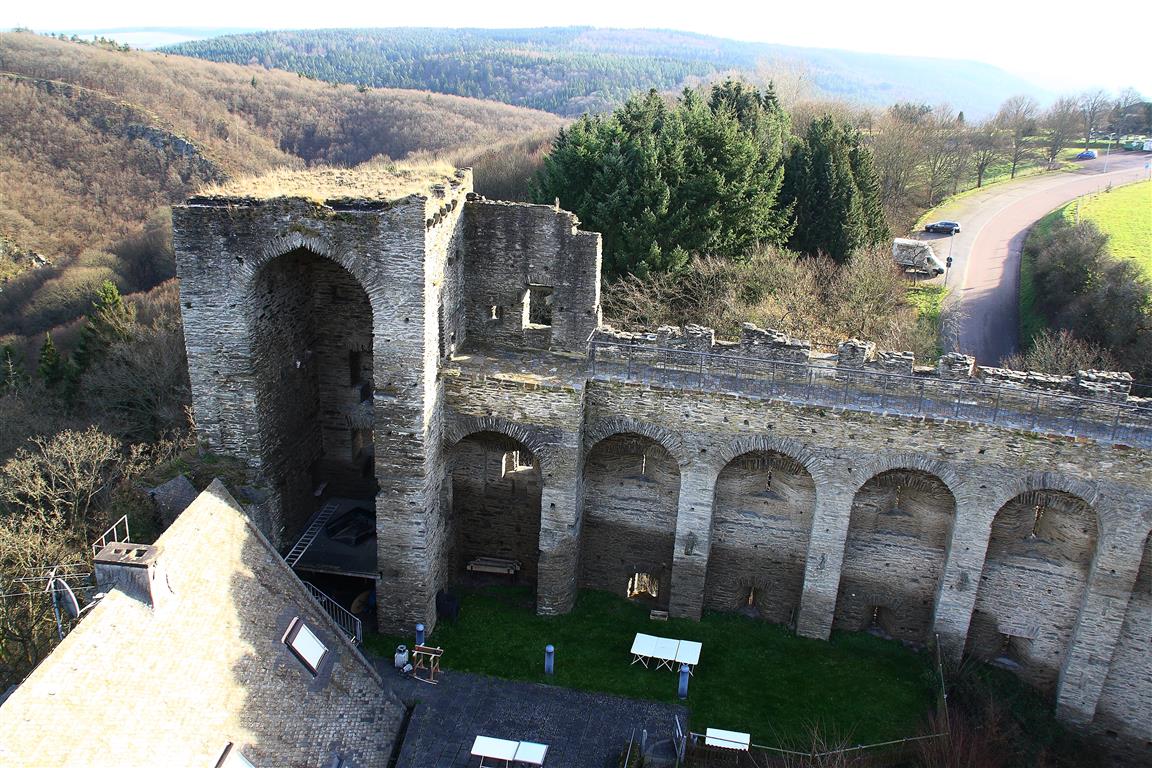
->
[175,169,1151,756]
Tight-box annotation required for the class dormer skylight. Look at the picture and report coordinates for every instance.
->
[283,616,328,674]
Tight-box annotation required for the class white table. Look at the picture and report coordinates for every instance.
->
[471,735,518,767]
[470,735,549,766]
[631,633,703,673]
[704,728,751,751]
[675,640,702,674]
[513,741,549,766]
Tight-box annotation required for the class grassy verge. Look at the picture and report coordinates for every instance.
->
[364,587,937,748]
[1017,208,1062,348]
[907,284,948,358]
[1063,180,1152,277]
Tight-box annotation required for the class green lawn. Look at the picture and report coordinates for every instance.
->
[365,587,938,749]
[1061,180,1152,277]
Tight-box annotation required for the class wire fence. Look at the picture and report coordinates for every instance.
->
[589,342,1152,447]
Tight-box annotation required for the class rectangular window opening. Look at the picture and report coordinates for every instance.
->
[488,305,504,324]
[627,572,659,599]
[526,285,554,327]
[349,350,362,386]
[284,616,328,674]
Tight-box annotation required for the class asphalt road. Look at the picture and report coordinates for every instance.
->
[916,151,1149,366]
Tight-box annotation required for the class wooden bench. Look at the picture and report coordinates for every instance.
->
[466,556,522,575]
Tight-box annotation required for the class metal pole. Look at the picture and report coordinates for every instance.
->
[918,380,925,414]
[698,351,705,389]
[805,369,814,402]
[991,390,1001,423]
[1030,393,1041,430]
[544,644,555,675]
[880,376,889,410]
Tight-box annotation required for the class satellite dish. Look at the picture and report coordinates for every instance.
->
[49,578,80,619]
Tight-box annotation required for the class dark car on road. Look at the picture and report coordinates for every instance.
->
[924,220,961,234]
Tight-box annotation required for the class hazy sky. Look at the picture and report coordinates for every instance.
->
[6,0,1149,96]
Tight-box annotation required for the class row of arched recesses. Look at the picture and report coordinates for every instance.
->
[441,427,1109,696]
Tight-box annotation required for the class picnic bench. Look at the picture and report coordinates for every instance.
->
[466,556,522,575]
[630,633,703,674]
[470,735,549,766]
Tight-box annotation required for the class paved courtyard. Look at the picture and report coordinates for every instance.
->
[378,663,688,768]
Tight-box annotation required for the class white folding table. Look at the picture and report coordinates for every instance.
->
[513,741,549,766]
[471,735,519,767]
[651,636,680,670]
[630,633,660,667]
[704,728,751,751]
[674,639,702,675]
[470,735,549,767]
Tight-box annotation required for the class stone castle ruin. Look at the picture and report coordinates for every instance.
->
[174,166,1151,755]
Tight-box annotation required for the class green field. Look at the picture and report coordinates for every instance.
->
[1060,180,1152,277]
[365,587,938,748]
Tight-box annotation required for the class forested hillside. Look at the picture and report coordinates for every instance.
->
[162,27,1045,117]
[0,31,563,345]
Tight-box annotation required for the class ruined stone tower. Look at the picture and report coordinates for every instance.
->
[175,165,1150,757]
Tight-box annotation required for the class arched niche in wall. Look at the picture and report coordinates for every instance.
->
[579,432,681,610]
[833,469,957,644]
[445,430,543,593]
[966,489,1100,693]
[703,449,816,626]
[248,246,376,537]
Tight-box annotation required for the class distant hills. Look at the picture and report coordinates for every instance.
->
[160,27,1049,117]
[0,32,562,344]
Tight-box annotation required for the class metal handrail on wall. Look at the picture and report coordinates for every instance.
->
[588,341,1152,447]
[303,581,363,645]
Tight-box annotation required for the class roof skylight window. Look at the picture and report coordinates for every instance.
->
[283,616,328,674]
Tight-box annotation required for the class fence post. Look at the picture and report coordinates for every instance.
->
[769,364,777,398]
[880,375,889,410]
[625,351,633,383]
[1030,393,1041,430]
[805,369,814,402]
[991,390,1001,423]
[698,351,705,389]
[917,380,925,414]
[952,385,961,418]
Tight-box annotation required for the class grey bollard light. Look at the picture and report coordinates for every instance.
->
[545,644,555,675]
[678,663,690,699]
[416,623,425,646]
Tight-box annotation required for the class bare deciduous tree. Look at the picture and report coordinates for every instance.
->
[1077,89,1113,147]
[996,94,1039,179]
[1041,97,1080,168]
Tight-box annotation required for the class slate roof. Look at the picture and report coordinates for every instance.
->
[0,480,404,768]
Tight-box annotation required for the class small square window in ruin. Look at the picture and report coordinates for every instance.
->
[501,450,533,477]
[283,616,328,674]
[627,572,659,599]
[525,285,554,327]
[215,743,256,768]
[488,305,504,324]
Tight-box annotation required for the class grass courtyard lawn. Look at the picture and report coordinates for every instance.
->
[1061,180,1152,278]
[365,587,938,748]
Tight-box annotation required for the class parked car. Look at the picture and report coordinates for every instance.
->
[924,220,961,235]
[1075,149,1098,160]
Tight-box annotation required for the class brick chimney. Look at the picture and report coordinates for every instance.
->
[94,543,171,610]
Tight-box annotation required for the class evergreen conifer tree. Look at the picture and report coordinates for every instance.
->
[74,280,134,373]
[0,345,28,396]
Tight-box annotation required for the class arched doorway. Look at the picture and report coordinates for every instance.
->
[446,431,542,592]
[704,450,815,625]
[966,490,1099,693]
[580,433,680,609]
[250,247,376,538]
[834,469,956,643]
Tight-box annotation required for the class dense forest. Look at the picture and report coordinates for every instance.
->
[161,27,1045,117]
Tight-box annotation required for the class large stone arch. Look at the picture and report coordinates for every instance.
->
[579,429,682,608]
[444,429,544,593]
[710,434,830,482]
[247,244,377,536]
[966,485,1102,693]
[833,463,958,643]
[445,415,557,473]
[704,441,818,625]
[583,416,691,470]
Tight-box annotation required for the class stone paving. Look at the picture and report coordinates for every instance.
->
[378,662,688,768]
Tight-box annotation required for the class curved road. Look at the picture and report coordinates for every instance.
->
[919,152,1149,366]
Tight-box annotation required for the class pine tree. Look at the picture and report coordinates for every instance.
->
[848,131,890,247]
[38,333,67,389]
[0,345,28,396]
[74,280,134,374]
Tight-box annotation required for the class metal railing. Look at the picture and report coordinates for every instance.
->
[589,342,1152,447]
[303,581,363,645]
[91,515,131,556]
